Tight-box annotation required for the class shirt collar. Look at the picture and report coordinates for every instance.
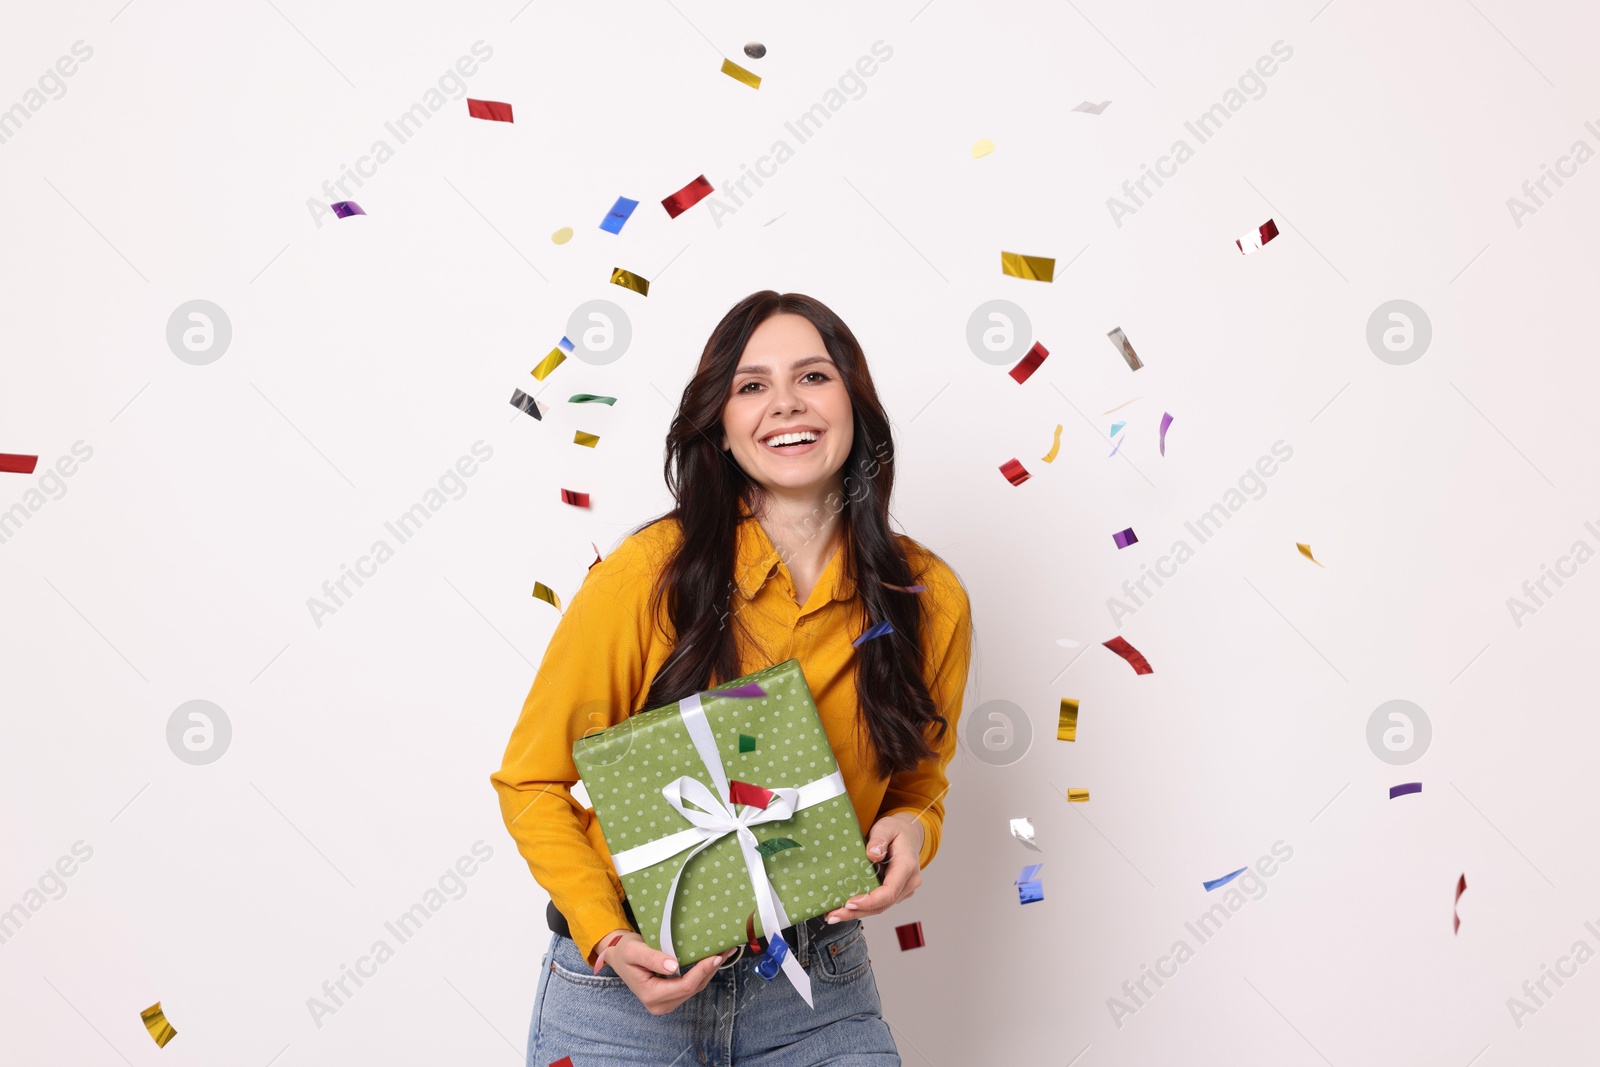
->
[733,497,856,604]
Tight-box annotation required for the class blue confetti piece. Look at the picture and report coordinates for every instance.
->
[558,336,574,352]
[600,196,639,234]
[1203,866,1247,892]
[754,931,788,980]
[852,620,895,647]
[1016,863,1044,904]
[1110,420,1126,436]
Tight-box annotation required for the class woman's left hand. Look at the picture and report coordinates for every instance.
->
[824,812,924,922]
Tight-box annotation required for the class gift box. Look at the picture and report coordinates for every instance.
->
[572,658,881,972]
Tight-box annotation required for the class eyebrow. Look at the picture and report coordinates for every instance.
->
[733,355,835,376]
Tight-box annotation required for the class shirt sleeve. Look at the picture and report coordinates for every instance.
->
[875,566,973,870]
[489,533,666,965]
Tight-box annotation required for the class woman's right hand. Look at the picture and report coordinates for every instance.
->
[592,929,734,1015]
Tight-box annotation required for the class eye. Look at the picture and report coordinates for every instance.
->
[802,371,831,383]
[737,380,763,393]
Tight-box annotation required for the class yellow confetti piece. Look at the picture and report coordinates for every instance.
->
[721,57,761,89]
[971,138,994,158]
[551,226,574,244]
[610,267,650,296]
[1067,788,1090,802]
[1297,543,1325,567]
[1041,423,1063,463]
[1000,251,1055,282]
[531,582,561,610]
[140,1002,176,1048]
[574,431,600,448]
[1057,698,1078,741]
[531,347,566,381]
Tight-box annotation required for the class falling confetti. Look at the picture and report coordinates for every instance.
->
[1112,528,1138,549]
[1000,251,1055,282]
[609,267,650,296]
[1041,424,1063,463]
[1103,636,1153,675]
[881,582,928,593]
[560,488,591,508]
[739,733,757,752]
[1057,698,1079,741]
[1296,543,1325,567]
[755,932,789,979]
[1107,435,1126,458]
[1008,341,1049,384]
[1107,327,1143,371]
[1236,218,1280,254]
[710,682,768,698]
[466,98,514,122]
[1203,867,1246,892]
[1110,421,1126,436]
[744,42,767,59]
[728,779,775,809]
[764,213,786,226]
[573,431,600,448]
[895,921,926,950]
[551,226,574,244]
[1066,789,1090,802]
[971,138,995,158]
[1102,397,1143,414]
[1072,100,1111,114]
[1000,458,1031,486]
[140,1002,176,1048]
[852,620,895,647]
[600,196,639,234]
[0,454,39,474]
[1159,412,1174,455]
[508,388,544,420]
[721,57,762,89]
[588,542,602,570]
[756,837,801,858]
[662,174,715,218]
[1454,873,1467,934]
[330,201,364,218]
[1390,782,1422,799]
[531,348,567,381]
[1010,817,1041,851]
[532,582,561,610]
[1016,863,1044,904]
[569,394,617,405]
[591,933,625,975]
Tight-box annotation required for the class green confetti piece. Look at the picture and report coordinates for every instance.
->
[756,837,801,858]
[569,394,618,405]
[739,733,757,752]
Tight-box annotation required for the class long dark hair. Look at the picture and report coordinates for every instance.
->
[634,291,946,780]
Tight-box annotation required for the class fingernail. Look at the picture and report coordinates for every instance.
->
[664,958,678,970]
[827,916,839,924]
[846,902,858,909]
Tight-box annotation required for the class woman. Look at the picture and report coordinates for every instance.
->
[491,290,974,1066]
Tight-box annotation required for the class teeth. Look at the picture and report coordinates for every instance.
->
[764,431,819,447]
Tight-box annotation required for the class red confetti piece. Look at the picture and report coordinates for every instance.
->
[467,98,514,122]
[895,921,925,951]
[728,779,774,809]
[746,911,763,953]
[662,175,714,218]
[1236,218,1279,254]
[1007,341,1049,384]
[0,454,40,474]
[548,1058,575,1067]
[999,458,1031,486]
[1102,635,1152,675]
[560,488,591,508]
[1454,873,1467,935]
[588,541,602,570]
[591,932,625,974]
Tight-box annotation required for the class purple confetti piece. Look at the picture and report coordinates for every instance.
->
[1390,782,1422,799]
[852,620,895,647]
[1112,527,1138,549]
[1203,866,1247,891]
[331,201,365,218]
[710,683,767,698]
[1108,434,1125,458]
[1159,412,1173,456]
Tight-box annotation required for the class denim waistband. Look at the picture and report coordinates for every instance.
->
[546,899,831,958]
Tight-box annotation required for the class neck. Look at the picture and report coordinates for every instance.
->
[750,478,846,568]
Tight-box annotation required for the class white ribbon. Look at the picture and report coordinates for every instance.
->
[607,691,845,1008]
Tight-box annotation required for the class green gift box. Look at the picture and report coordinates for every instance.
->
[573,658,881,967]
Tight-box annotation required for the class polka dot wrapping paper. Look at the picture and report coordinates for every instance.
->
[572,658,881,965]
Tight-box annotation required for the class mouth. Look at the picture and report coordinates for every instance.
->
[760,428,824,455]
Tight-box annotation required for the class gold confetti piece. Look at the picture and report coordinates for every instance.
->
[609,267,650,296]
[1041,423,1063,463]
[532,582,561,609]
[140,1002,176,1048]
[531,347,567,381]
[1067,788,1090,802]
[551,226,573,244]
[1057,698,1078,741]
[721,57,762,89]
[1297,543,1325,567]
[1000,251,1055,282]
[574,431,600,448]
[971,138,994,158]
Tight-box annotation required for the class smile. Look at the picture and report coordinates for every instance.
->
[761,429,823,453]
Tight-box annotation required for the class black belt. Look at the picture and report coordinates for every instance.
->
[546,899,828,958]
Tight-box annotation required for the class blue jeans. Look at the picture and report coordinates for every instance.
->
[526,918,901,1066]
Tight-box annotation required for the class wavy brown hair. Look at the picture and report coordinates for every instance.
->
[634,291,945,779]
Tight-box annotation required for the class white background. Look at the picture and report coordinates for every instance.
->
[2,0,1598,1064]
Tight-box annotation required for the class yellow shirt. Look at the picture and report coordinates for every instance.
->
[490,506,973,964]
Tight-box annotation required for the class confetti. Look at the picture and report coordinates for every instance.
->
[330,201,365,218]
[756,837,801,858]
[721,57,761,89]
[1103,635,1153,675]
[1110,421,1126,436]
[1112,527,1138,549]
[1041,424,1063,463]
[574,431,600,448]
[739,733,757,752]
[551,227,574,244]
[1236,218,1280,255]
[1159,412,1174,455]
[1066,789,1090,802]
[599,196,639,234]
[1016,863,1044,904]
[1454,873,1467,935]
[895,921,925,950]
[710,682,767,698]
[1073,100,1111,114]
[729,779,775,809]
[1296,543,1324,567]
[1102,397,1143,414]
[0,454,39,474]
[550,1058,576,1067]
[880,582,928,593]
[1203,867,1246,892]
[1107,327,1143,371]
[1390,782,1422,799]
[609,267,650,296]
[466,98,514,122]
[140,1002,176,1048]
[531,582,561,610]
[744,42,767,59]
[1010,817,1041,851]
[852,620,895,647]
[569,394,616,405]
[1057,698,1079,741]
[764,213,786,226]
[971,138,995,158]
[662,175,715,218]
[1000,251,1055,282]
[588,542,602,570]
[508,388,544,420]
[560,488,591,508]
[754,931,789,979]
[1107,435,1126,458]
[1008,341,1049,384]
[999,458,1031,486]
[591,932,625,975]
[532,347,568,381]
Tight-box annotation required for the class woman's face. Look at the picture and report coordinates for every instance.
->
[719,313,855,498]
